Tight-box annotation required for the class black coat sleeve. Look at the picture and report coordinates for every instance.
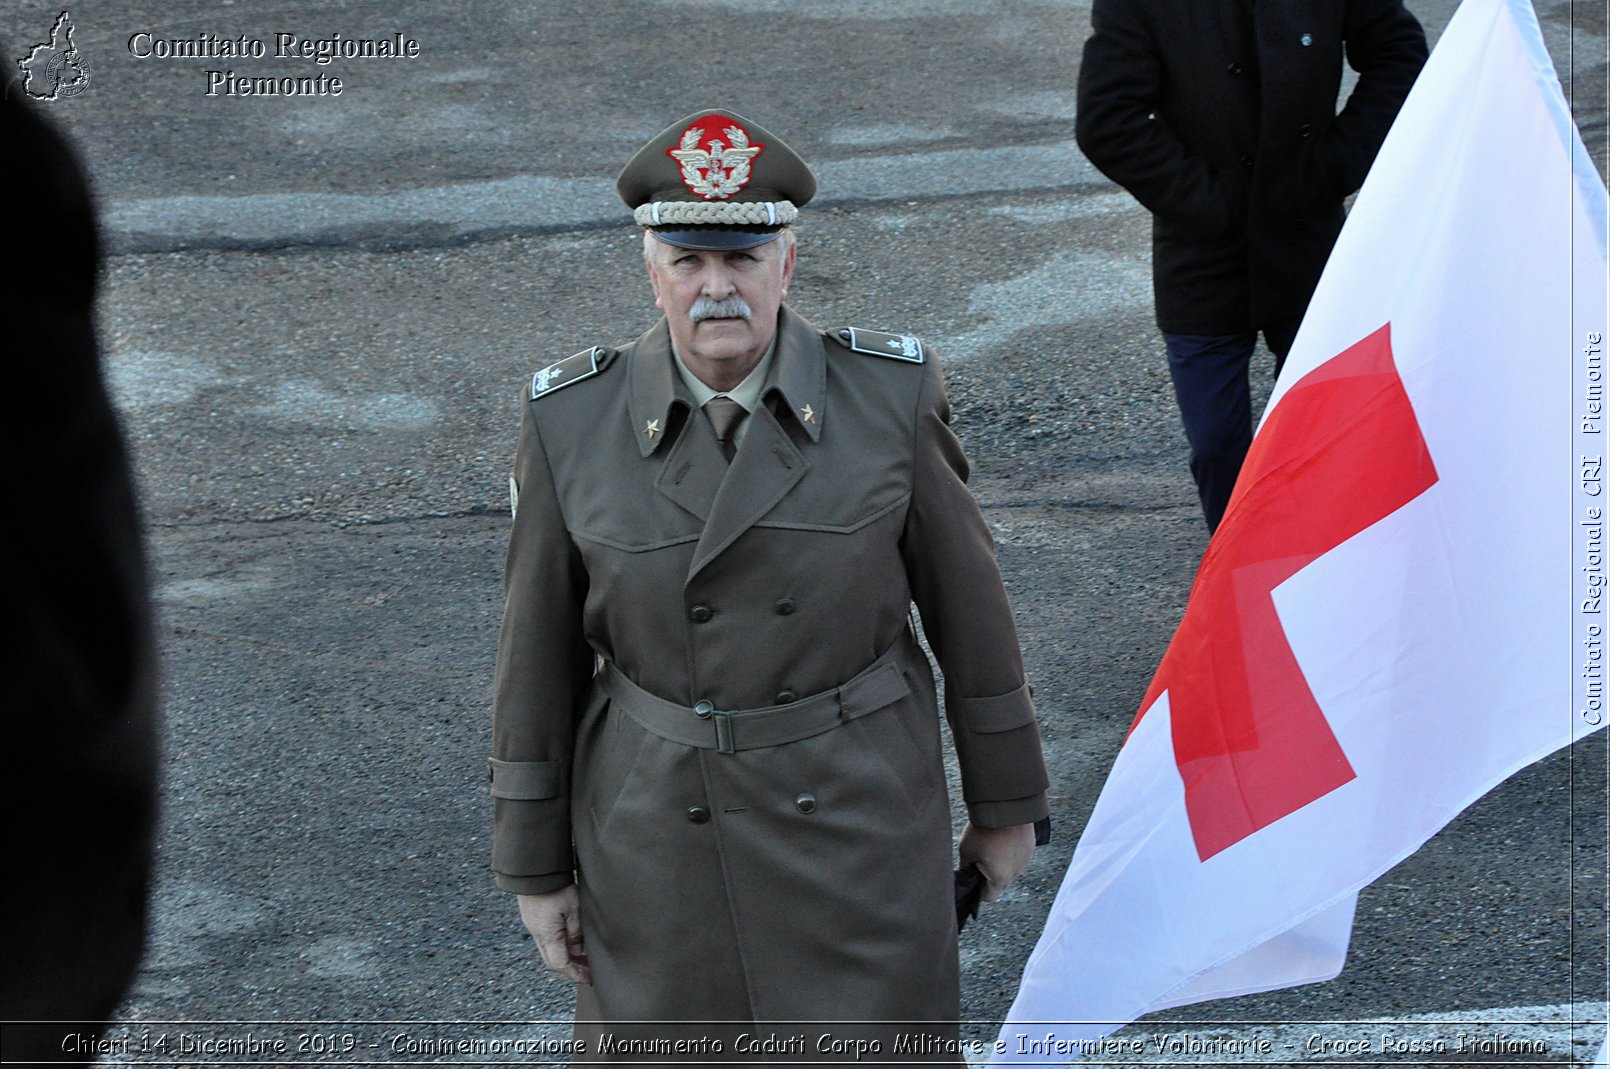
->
[1314,0,1428,198]
[1075,0,1247,239]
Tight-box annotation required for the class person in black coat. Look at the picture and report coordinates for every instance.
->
[1076,0,1427,530]
[1,86,160,1063]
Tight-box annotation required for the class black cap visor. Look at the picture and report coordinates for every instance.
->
[651,226,783,252]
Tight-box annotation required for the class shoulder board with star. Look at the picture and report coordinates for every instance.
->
[835,327,926,364]
[529,346,614,400]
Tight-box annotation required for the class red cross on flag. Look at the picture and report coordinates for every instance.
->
[996,0,1608,1054]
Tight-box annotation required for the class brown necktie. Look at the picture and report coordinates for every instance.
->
[704,396,746,462]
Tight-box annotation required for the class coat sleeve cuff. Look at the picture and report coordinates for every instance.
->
[966,792,1050,830]
[494,870,574,895]
[491,779,573,884]
[948,681,1036,734]
[489,758,564,799]
[948,683,1051,810]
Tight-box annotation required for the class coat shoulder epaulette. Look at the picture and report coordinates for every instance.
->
[832,326,926,364]
[529,346,617,400]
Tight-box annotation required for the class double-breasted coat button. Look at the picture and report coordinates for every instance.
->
[1298,123,1313,139]
[774,598,796,615]
[1300,33,1314,46]
[775,690,797,704]
[1240,154,1254,169]
[694,700,715,719]
[1226,61,1243,75]
[689,604,713,623]
[795,793,817,814]
[687,806,711,824]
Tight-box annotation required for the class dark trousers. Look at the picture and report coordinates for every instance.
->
[1163,319,1300,532]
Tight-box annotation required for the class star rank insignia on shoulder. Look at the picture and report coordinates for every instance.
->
[529,346,614,400]
[835,327,926,364]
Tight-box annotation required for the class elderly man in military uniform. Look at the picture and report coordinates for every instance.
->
[490,109,1051,1062]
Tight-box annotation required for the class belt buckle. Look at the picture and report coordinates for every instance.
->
[713,711,736,754]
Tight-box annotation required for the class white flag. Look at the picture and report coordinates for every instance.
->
[994,0,1608,1058]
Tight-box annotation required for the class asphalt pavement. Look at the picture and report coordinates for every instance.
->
[4,0,1607,1066]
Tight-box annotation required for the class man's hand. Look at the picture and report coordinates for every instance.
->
[518,886,591,985]
[958,821,1036,903]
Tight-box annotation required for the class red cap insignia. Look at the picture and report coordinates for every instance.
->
[666,117,766,201]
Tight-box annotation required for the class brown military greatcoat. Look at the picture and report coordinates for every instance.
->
[491,305,1049,1060]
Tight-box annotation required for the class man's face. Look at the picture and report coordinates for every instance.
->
[646,234,796,387]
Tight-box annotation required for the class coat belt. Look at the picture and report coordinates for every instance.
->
[598,640,914,754]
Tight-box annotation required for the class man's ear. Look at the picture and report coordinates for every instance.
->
[646,256,665,311]
[779,239,797,297]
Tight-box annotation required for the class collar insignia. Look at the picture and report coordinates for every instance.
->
[644,418,661,439]
[799,404,816,424]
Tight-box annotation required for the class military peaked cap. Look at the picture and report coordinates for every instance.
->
[616,108,817,250]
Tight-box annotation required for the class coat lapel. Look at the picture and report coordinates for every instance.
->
[627,306,825,580]
[655,409,727,523]
[688,400,808,581]
[768,306,827,445]
[685,307,827,581]
[626,319,722,523]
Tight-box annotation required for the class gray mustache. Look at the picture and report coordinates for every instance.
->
[690,296,753,323]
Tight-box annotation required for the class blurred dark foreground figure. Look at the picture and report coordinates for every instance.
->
[1,84,160,1063]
